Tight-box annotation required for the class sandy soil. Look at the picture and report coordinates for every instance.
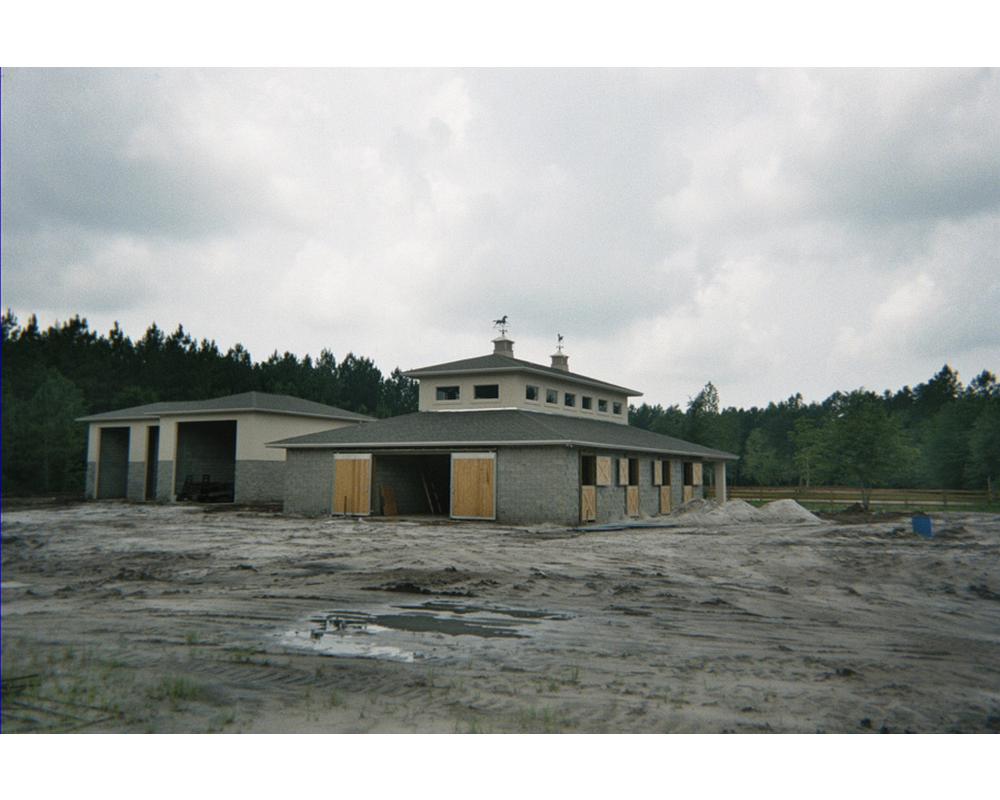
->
[3,501,999,733]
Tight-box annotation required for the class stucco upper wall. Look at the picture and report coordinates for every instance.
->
[417,372,630,424]
[156,412,357,461]
[239,414,358,460]
[86,420,156,463]
[87,413,361,465]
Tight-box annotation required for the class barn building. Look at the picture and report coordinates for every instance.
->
[274,336,737,526]
[79,392,372,504]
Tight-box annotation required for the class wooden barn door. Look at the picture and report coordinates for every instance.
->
[580,486,596,522]
[626,487,640,517]
[333,454,372,515]
[451,453,496,520]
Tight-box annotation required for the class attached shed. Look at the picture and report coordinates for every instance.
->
[79,392,372,504]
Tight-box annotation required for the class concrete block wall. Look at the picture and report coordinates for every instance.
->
[593,450,626,523]
[235,460,285,504]
[85,463,97,499]
[279,445,712,523]
[156,462,174,502]
[588,450,656,523]
[126,463,146,501]
[639,456,660,518]
[496,446,579,526]
[589,452,705,523]
[284,450,336,515]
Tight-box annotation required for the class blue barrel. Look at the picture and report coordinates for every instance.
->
[912,514,933,539]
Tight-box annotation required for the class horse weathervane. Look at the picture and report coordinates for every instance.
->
[493,315,510,336]
[556,333,564,353]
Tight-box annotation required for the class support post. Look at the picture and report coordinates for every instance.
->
[714,461,728,503]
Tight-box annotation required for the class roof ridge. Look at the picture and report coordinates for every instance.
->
[78,390,375,422]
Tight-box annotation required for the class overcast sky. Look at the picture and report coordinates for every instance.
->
[2,68,998,409]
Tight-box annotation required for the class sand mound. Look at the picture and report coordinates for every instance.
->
[708,499,762,523]
[671,498,820,526]
[671,498,714,517]
[671,499,759,525]
[757,499,822,524]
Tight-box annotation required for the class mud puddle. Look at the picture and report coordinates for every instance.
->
[278,601,572,663]
[397,600,573,620]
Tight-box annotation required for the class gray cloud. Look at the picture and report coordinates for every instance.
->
[2,68,997,408]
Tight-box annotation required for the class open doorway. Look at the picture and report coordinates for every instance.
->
[97,427,129,499]
[145,426,160,501]
[175,420,236,502]
[372,453,451,517]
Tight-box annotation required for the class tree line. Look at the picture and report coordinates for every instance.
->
[629,368,1000,505]
[1,312,418,495]
[3,311,998,502]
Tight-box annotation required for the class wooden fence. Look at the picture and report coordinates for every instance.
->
[729,485,991,508]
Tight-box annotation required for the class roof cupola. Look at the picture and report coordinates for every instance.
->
[550,332,569,371]
[491,314,514,357]
[493,335,515,357]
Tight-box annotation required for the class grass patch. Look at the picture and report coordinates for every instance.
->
[1,646,137,732]
[206,711,237,732]
[513,706,577,733]
[226,647,270,665]
[454,716,490,733]
[147,675,215,705]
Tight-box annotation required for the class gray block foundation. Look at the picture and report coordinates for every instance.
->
[126,462,146,501]
[234,460,285,505]
[284,450,336,515]
[156,461,174,502]
[85,462,97,500]
[496,446,579,526]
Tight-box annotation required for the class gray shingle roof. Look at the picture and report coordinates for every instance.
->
[77,392,374,423]
[403,353,641,396]
[271,409,737,460]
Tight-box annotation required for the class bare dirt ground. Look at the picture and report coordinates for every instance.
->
[3,501,999,733]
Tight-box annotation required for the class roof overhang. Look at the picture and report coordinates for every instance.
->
[78,409,369,423]
[271,438,738,460]
[76,414,154,423]
[153,408,368,422]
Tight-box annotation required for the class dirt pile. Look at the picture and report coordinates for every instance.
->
[756,499,823,524]
[671,498,821,526]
